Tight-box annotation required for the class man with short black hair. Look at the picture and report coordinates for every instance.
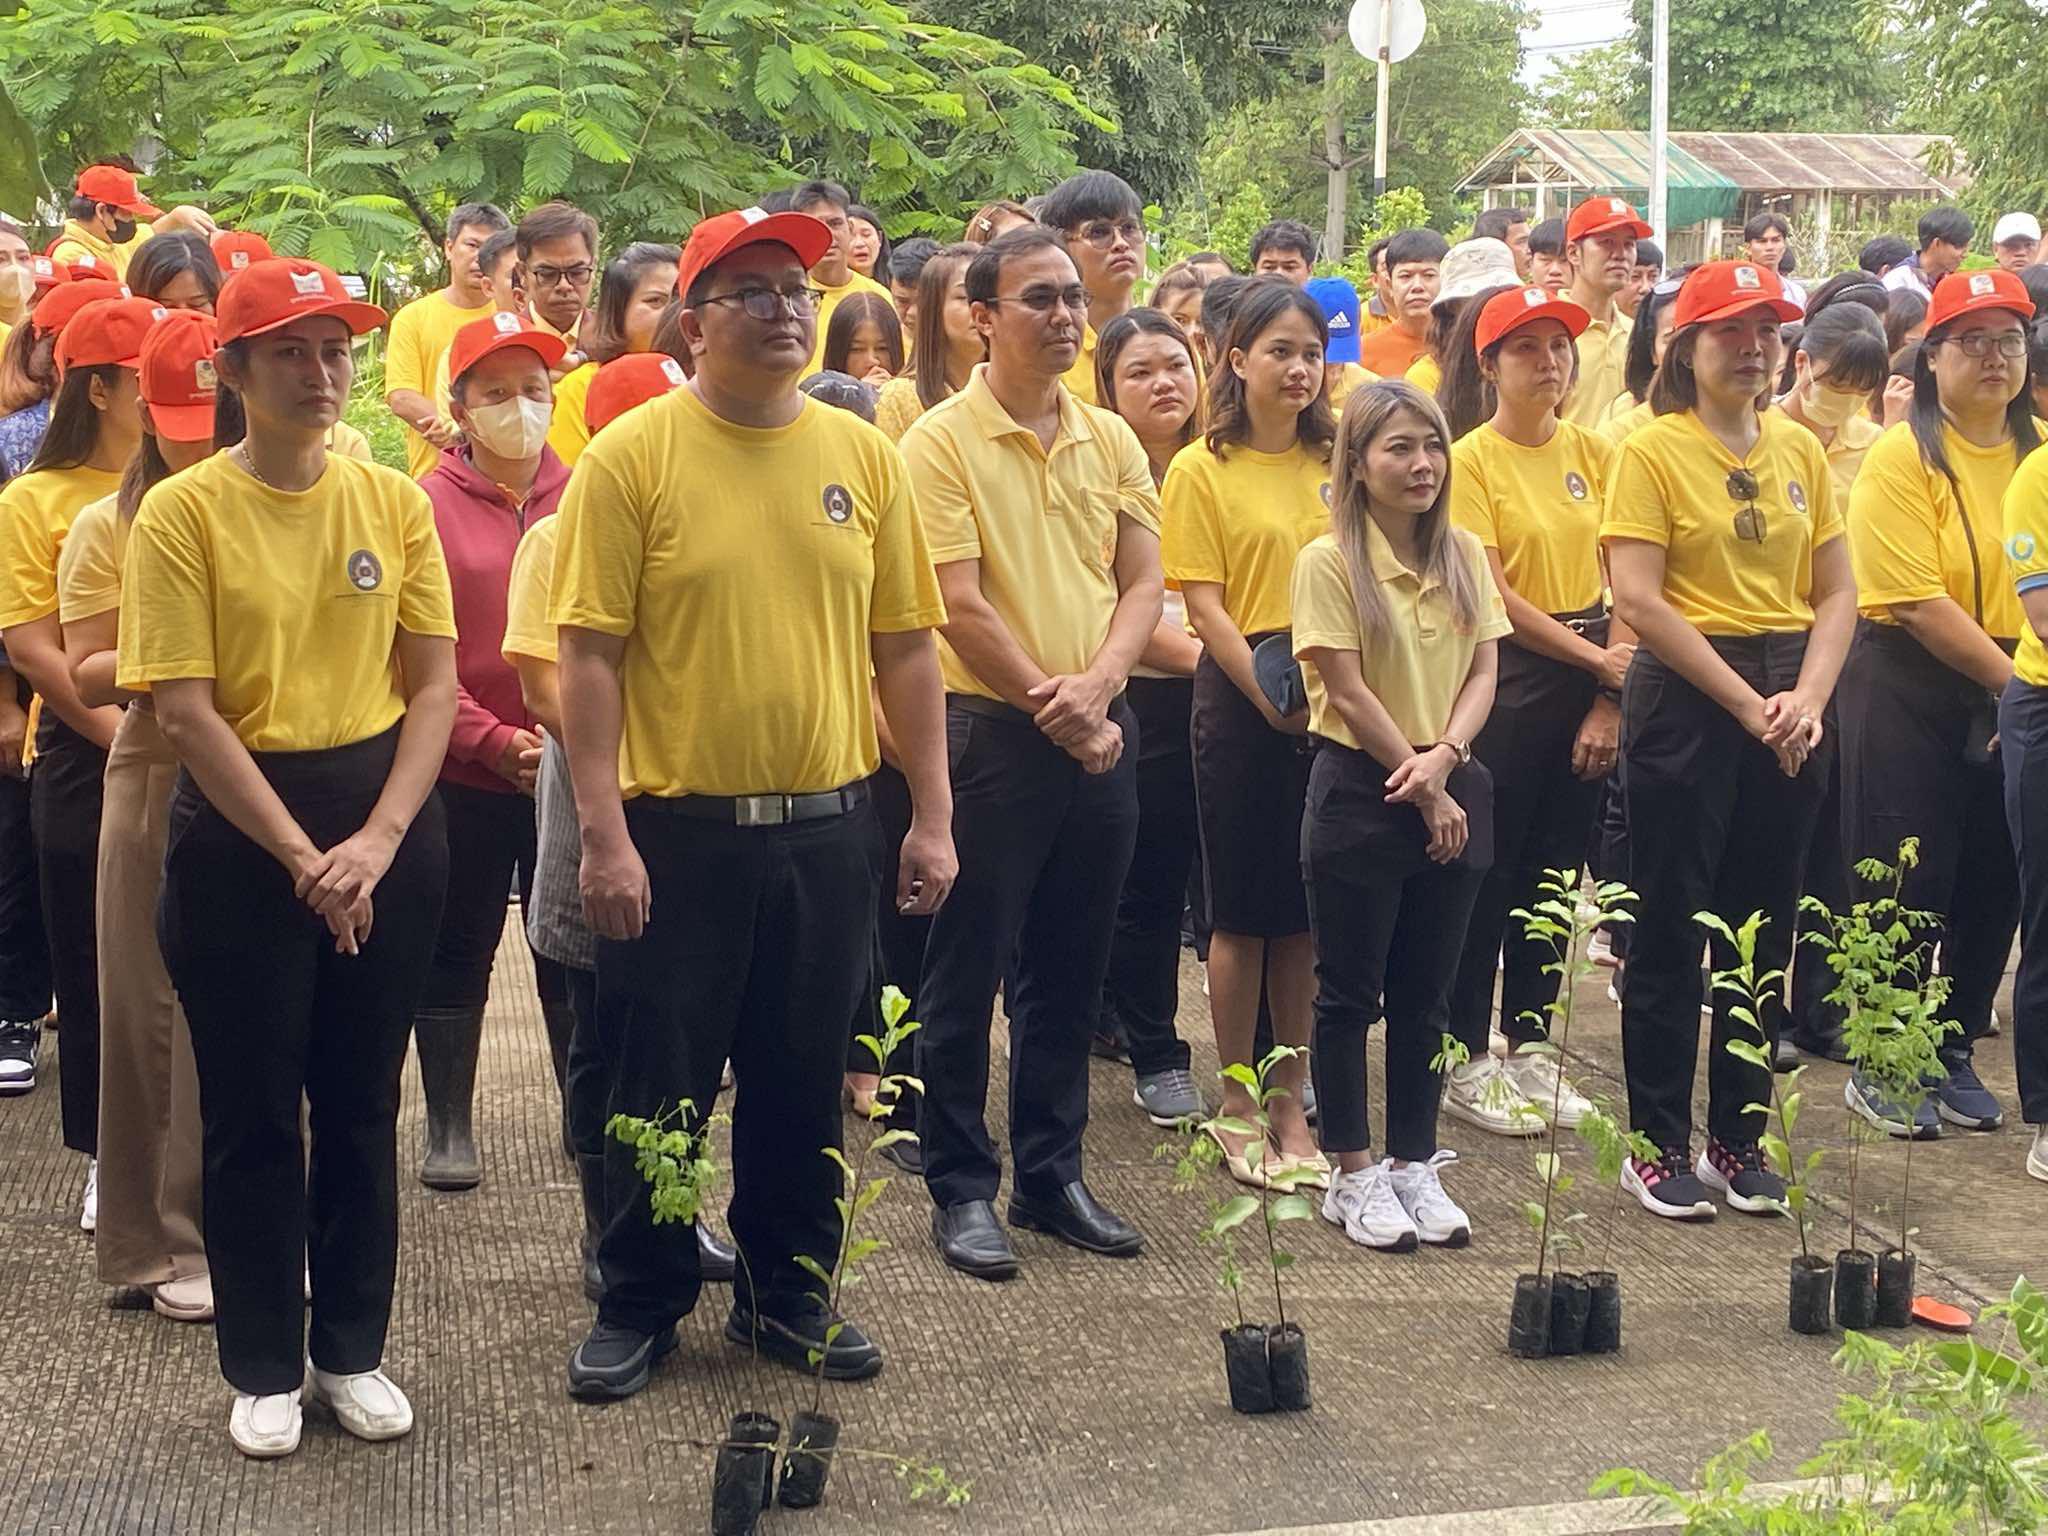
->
[1742,211,1806,310]
[517,201,601,348]
[1473,205,1533,279]
[1249,219,1317,283]
[477,229,524,314]
[888,237,942,326]
[1884,206,1975,300]
[1858,235,1912,280]
[1038,170,1148,404]
[388,201,514,478]
[1186,251,1234,281]
[1527,217,1570,298]
[47,162,216,279]
[1563,197,1648,425]
[1620,237,1663,319]
[1356,227,1447,375]
[792,180,893,374]
[1994,213,2042,274]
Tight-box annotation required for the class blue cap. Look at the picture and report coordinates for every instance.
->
[1304,276,1361,363]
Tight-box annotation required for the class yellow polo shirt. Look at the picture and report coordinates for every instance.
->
[2001,444,2048,686]
[1849,421,2026,638]
[1563,305,1632,428]
[55,492,127,624]
[810,269,893,377]
[501,514,561,665]
[0,464,123,628]
[1061,323,1100,406]
[386,289,493,479]
[1450,420,1613,615]
[48,219,148,280]
[550,386,945,798]
[1324,362,1378,414]
[1601,409,1842,636]
[1160,437,1330,636]
[1291,525,1510,748]
[548,362,596,467]
[118,453,457,750]
[901,365,1160,700]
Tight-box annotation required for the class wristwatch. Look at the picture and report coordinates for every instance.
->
[1435,736,1472,765]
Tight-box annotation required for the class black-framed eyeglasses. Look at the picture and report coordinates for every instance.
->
[1727,469,1766,543]
[1074,218,1146,251]
[699,285,826,321]
[985,284,1091,314]
[1936,330,2029,359]
[529,263,596,289]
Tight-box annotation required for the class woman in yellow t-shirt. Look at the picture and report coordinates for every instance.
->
[1602,271,1687,446]
[1163,281,1335,1189]
[874,243,981,442]
[1292,380,1509,1250]
[549,241,681,469]
[1839,268,2038,1136]
[119,259,456,1460]
[1601,261,1856,1223]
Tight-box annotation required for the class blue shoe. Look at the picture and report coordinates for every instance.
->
[1933,1056,2003,1130]
[1846,1072,1939,1141]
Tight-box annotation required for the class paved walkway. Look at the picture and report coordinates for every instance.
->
[1,932,2038,1535]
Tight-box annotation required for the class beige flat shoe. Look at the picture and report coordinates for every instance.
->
[230,1390,302,1458]
[1273,1150,1333,1192]
[1203,1123,1275,1190]
[151,1272,216,1323]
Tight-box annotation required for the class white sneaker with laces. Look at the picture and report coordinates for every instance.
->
[1321,1162,1418,1251]
[79,1158,97,1233]
[1502,1053,1593,1129]
[1389,1149,1472,1246]
[1442,1056,1544,1137]
[2029,1124,2047,1185]
[308,1365,414,1442]
[230,1390,302,1458]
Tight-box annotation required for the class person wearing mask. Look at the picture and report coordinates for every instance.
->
[0,292,158,1228]
[1993,213,2040,275]
[1742,213,1807,312]
[0,266,97,485]
[1164,283,1334,1185]
[58,308,230,1323]
[386,203,512,478]
[1150,263,1212,358]
[1443,287,1626,1135]
[1293,380,1508,1249]
[47,163,216,279]
[127,234,221,316]
[962,200,1034,245]
[887,237,941,325]
[1408,239,1518,400]
[1859,236,1912,281]
[1562,198,1649,428]
[547,241,679,468]
[791,181,893,376]
[551,207,953,1399]
[1884,206,1975,302]
[1601,260,1855,1222]
[1526,219,1571,300]
[1357,229,1448,378]
[1250,220,1317,284]
[1306,276,1376,411]
[1621,239,1664,320]
[0,222,31,340]
[822,291,905,386]
[1472,206,1533,281]
[875,244,981,442]
[1839,269,2036,1137]
[1039,170,1149,405]
[900,224,1160,1281]
[1090,308,1206,1125]
[846,205,890,284]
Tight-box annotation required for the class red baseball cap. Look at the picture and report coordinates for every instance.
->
[1671,261,1803,328]
[54,296,167,375]
[1566,196,1652,244]
[586,353,687,435]
[447,310,567,388]
[75,164,165,220]
[216,258,385,344]
[138,309,221,443]
[1474,286,1590,354]
[1926,267,2034,331]
[27,255,69,293]
[65,252,114,282]
[676,208,833,305]
[33,278,129,336]
[210,230,276,274]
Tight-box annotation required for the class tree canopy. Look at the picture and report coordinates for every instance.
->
[1878,0,2048,226]
[1622,0,1899,132]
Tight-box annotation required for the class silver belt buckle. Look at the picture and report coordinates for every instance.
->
[735,794,793,827]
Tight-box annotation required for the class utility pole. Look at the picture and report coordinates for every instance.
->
[1372,0,1392,200]
[1648,0,1669,247]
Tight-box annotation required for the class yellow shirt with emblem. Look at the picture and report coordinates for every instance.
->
[550,386,945,798]
[501,513,561,665]
[2000,441,2048,686]
[1450,420,1613,615]
[48,219,149,280]
[386,289,494,479]
[55,492,127,624]
[1601,408,1842,636]
[1160,437,1331,636]
[1061,323,1101,407]
[1563,307,1632,428]
[1849,421,2027,639]
[900,365,1160,700]
[117,453,457,751]
[548,362,597,468]
[0,464,123,628]
[809,269,894,378]
[1291,525,1511,748]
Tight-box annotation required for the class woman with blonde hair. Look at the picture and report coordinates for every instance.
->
[873,243,982,441]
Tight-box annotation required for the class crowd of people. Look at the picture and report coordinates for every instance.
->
[0,154,2044,1459]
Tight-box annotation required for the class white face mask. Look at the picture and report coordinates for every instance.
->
[1802,381,1864,428]
[463,395,551,460]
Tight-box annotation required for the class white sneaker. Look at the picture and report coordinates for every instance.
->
[79,1158,97,1233]
[1587,930,1618,969]
[1442,1056,1545,1137]
[230,1390,302,1458]
[1389,1149,1472,1246]
[2029,1125,2047,1185]
[1502,1053,1593,1129]
[308,1365,414,1442]
[1321,1162,1418,1251]
[151,1271,216,1322]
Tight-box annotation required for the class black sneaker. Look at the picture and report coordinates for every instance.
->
[725,1298,882,1381]
[1696,1138,1786,1215]
[567,1321,677,1400]
[0,1020,38,1096]
[1934,1057,2003,1130]
[1622,1147,1717,1221]
[1846,1072,1940,1140]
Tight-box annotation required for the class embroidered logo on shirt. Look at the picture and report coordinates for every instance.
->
[1564,471,1589,501]
[2008,533,2037,563]
[1787,479,1808,514]
[346,549,384,591]
[1319,481,1333,508]
[822,484,854,523]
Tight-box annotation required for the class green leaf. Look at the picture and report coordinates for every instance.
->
[1208,1195,1259,1235]
[1268,1194,1314,1223]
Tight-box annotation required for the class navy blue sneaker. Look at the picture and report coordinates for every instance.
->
[1846,1073,1939,1140]
[1933,1056,2003,1130]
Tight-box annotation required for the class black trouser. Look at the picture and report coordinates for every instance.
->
[420,779,567,1013]
[1838,623,2018,1061]
[1996,679,2048,1124]
[594,796,874,1333]
[159,728,448,1395]
[1303,742,1489,1160]
[1591,772,1631,959]
[917,696,1138,1208]
[1620,637,1831,1154]
[0,761,49,1022]
[847,766,930,1093]
[1787,749,1849,1049]
[1099,676,1195,1077]
[564,964,605,1160]
[31,714,104,1154]
[1451,626,1603,1053]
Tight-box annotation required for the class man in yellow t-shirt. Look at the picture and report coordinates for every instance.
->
[788,181,892,378]
[548,205,953,1400]
[1561,198,1647,428]
[384,202,511,479]
[898,224,1163,1281]
[1039,170,1148,406]
[46,163,218,280]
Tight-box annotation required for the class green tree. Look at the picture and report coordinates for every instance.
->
[1531,38,1633,131]
[1623,0,1898,131]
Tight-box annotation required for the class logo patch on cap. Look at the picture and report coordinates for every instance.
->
[229,251,252,270]
[822,484,854,524]
[660,358,685,385]
[1523,288,1546,307]
[30,257,53,277]
[1787,480,1808,514]
[1328,311,1351,331]
[1564,471,1589,501]
[345,549,383,592]
[75,254,99,269]
[290,268,326,297]
[193,358,217,392]
[1609,199,1629,216]
[492,311,522,334]
[1970,273,1996,297]
[149,306,168,322]
[738,207,769,226]
[1733,265,1761,289]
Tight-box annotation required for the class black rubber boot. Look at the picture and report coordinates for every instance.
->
[576,1152,606,1303]
[541,1000,577,1160]
[415,1005,484,1190]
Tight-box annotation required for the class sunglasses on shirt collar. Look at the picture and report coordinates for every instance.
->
[1727,469,1766,544]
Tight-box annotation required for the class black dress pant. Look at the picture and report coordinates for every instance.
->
[1619,637,1831,1155]
[420,779,567,1013]
[1996,679,2048,1124]
[1099,675,1195,1077]
[917,697,1139,1208]
[1303,742,1489,1160]
[1787,750,1849,1049]
[31,714,105,1154]
[1450,628,1602,1054]
[0,761,49,1022]
[594,797,874,1333]
[564,964,605,1159]
[847,765,931,1090]
[1838,623,2018,1059]
[159,728,448,1395]
[1590,771,1631,960]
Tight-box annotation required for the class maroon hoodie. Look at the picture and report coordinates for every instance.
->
[419,443,570,793]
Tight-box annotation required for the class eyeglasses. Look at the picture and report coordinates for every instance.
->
[985,284,1092,314]
[699,285,826,321]
[1074,218,1146,251]
[1937,330,2028,359]
[529,263,596,289]
[1726,469,1766,543]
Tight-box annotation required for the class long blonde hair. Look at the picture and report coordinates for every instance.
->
[1328,380,1482,640]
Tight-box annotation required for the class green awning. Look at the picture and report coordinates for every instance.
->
[1483,132,1740,228]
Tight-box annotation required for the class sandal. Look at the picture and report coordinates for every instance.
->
[1202,1122,1276,1190]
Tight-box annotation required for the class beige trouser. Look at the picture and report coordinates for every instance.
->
[94,704,206,1287]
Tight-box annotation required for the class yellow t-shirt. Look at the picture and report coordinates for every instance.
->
[1450,420,1613,615]
[1603,397,1655,446]
[810,269,894,378]
[1563,307,1632,428]
[55,491,127,624]
[386,290,493,479]
[1324,362,1379,414]
[899,364,1161,700]
[1821,414,1884,514]
[1291,525,1511,748]
[2000,444,2048,686]
[1848,420,2027,639]
[1600,409,1843,637]
[0,319,10,357]
[1404,355,1442,397]
[501,514,561,665]
[549,386,945,798]
[0,464,123,628]
[874,376,932,443]
[48,219,149,280]
[327,420,375,462]
[1061,323,1100,407]
[1160,437,1331,636]
[117,453,457,750]
[549,362,597,467]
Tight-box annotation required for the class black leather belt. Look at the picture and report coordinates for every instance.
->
[655,781,869,826]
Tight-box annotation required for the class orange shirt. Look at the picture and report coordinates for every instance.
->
[1357,323,1432,377]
